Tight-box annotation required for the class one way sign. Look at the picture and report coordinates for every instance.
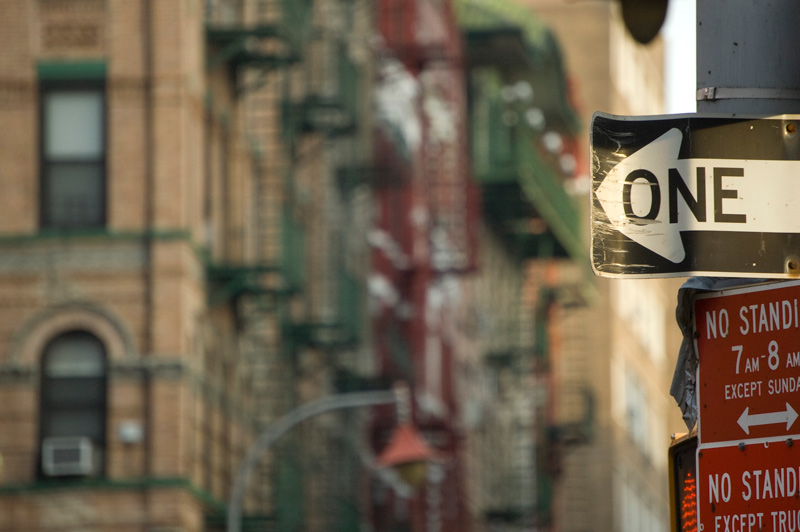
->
[591,112,800,278]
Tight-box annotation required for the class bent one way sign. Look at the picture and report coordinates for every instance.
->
[591,112,800,278]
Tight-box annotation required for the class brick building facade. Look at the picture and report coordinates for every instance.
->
[0,0,268,530]
[0,1,587,531]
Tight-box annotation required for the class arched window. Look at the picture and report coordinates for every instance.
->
[39,330,107,477]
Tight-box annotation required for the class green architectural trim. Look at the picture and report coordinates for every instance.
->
[0,359,189,381]
[0,477,225,513]
[0,228,192,245]
[37,60,107,81]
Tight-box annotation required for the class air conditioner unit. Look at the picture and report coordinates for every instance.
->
[42,436,96,477]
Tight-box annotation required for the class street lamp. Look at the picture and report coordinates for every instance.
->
[226,383,435,532]
[375,382,436,489]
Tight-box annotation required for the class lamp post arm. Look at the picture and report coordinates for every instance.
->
[227,390,398,532]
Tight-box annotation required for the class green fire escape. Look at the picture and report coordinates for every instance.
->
[206,1,373,531]
[457,0,592,528]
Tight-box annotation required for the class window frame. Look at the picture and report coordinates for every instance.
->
[38,330,109,478]
[39,78,108,230]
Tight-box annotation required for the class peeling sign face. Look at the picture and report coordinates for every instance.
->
[591,112,800,279]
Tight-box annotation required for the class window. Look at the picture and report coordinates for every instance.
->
[39,331,107,477]
[612,279,666,364]
[40,83,106,229]
[625,370,648,454]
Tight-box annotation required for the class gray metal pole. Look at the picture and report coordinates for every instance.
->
[226,390,398,532]
[697,0,800,115]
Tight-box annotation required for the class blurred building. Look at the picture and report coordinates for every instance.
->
[0,1,587,532]
[453,1,589,531]
[513,2,687,532]
[0,0,291,529]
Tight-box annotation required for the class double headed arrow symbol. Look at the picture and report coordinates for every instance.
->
[737,403,798,435]
[595,128,800,263]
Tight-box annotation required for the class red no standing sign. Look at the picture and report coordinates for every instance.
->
[694,280,800,532]
[696,281,800,444]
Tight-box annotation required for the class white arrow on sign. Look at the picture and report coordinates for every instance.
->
[737,403,798,435]
[595,128,800,263]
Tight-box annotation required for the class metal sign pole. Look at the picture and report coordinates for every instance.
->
[696,0,800,116]
[692,4,800,531]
